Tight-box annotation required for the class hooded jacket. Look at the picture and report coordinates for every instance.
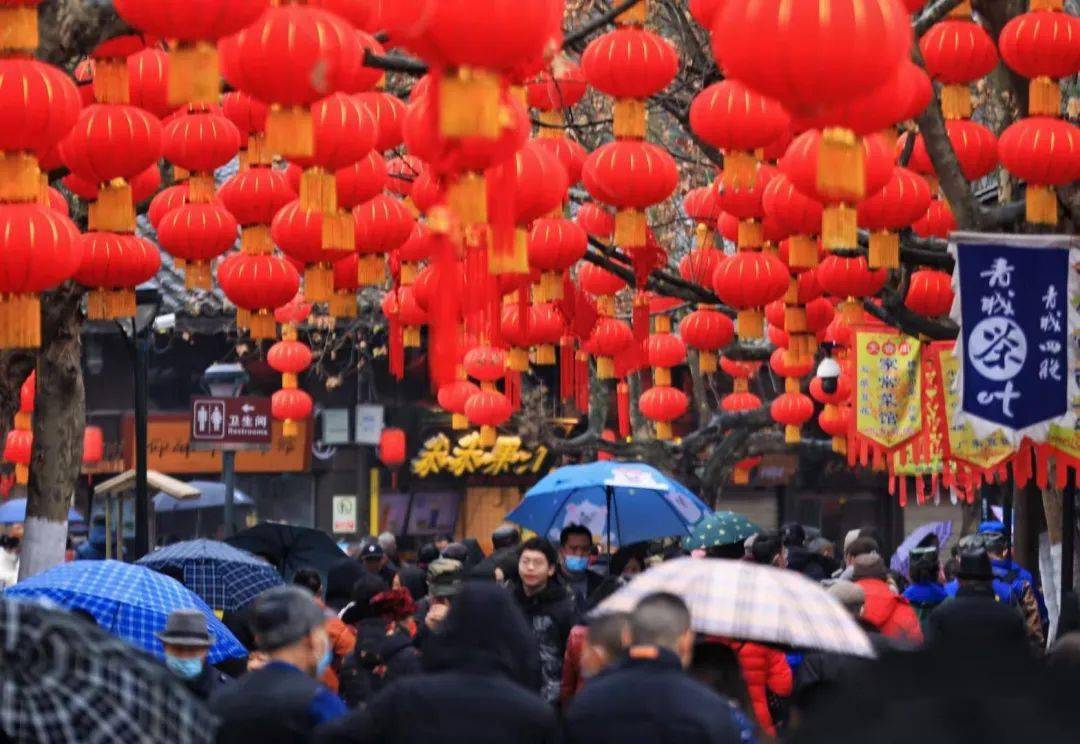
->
[725,640,792,736]
[856,578,924,644]
[513,578,577,704]
[314,583,557,744]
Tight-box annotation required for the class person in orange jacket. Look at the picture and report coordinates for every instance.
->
[294,568,357,693]
[852,553,924,644]
[724,638,792,736]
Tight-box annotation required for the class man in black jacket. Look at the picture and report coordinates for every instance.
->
[314,583,557,744]
[512,537,577,704]
[211,587,346,743]
[564,592,747,744]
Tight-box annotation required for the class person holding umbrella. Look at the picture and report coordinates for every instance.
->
[157,609,229,701]
[211,587,346,742]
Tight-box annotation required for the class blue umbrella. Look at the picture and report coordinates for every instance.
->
[0,498,83,524]
[506,461,711,546]
[137,539,283,613]
[4,560,246,664]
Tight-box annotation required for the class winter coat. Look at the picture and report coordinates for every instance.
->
[903,581,948,633]
[991,558,1046,647]
[794,620,908,712]
[856,578,924,644]
[513,579,577,704]
[181,662,230,702]
[315,583,557,744]
[726,640,792,736]
[211,661,346,744]
[319,599,357,693]
[338,619,421,708]
[926,582,1028,650]
[561,624,588,704]
[564,646,750,744]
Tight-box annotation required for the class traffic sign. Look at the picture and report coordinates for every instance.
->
[190,396,272,450]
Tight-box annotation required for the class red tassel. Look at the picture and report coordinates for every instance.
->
[632,292,649,342]
[505,371,521,410]
[898,477,908,507]
[427,235,463,390]
[575,352,589,412]
[915,476,926,505]
[617,381,630,438]
[389,313,404,380]
[560,337,574,402]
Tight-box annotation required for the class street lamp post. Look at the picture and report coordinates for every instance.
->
[125,286,161,560]
[201,363,249,536]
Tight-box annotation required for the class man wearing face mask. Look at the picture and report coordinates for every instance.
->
[560,525,604,614]
[157,609,228,701]
[211,587,347,743]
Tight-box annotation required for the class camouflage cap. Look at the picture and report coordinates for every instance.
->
[427,558,464,598]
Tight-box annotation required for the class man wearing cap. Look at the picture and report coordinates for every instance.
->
[902,546,948,633]
[852,552,923,643]
[158,609,227,701]
[979,521,1047,643]
[927,548,1028,650]
[360,541,396,587]
[211,586,346,743]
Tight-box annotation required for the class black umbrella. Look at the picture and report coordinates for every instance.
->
[0,598,217,743]
[226,522,346,580]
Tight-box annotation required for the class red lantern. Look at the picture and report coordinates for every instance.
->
[912,198,957,239]
[646,332,686,386]
[272,388,313,439]
[0,203,81,348]
[218,254,302,338]
[438,378,480,430]
[683,185,723,250]
[588,317,633,380]
[689,0,724,30]
[529,302,566,365]
[273,200,347,301]
[713,0,912,113]
[818,405,851,453]
[578,262,627,317]
[905,268,954,318]
[771,391,814,443]
[679,248,725,287]
[500,303,532,372]
[162,110,241,201]
[816,255,887,322]
[3,429,32,484]
[583,140,678,248]
[218,167,297,254]
[275,293,313,326]
[526,59,588,112]
[75,233,161,320]
[711,251,790,339]
[810,374,853,406]
[354,90,408,152]
[354,193,416,285]
[529,217,587,302]
[464,345,507,382]
[689,80,790,188]
[679,308,734,374]
[639,385,688,441]
[464,388,513,446]
[919,19,998,119]
[156,203,238,289]
[998,117,1080,225]
[532,136,587,187]
[856,166,932,269]
[762,172,823,269]
[576,202,615,242]
[83,425,105,465]
[999,9,1080,116]
[377,427,407,468]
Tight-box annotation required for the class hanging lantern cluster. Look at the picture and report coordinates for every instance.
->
[998,1,1080,226]
[269,294,314,440]
[3,371,35,485]
[0,8,82,348]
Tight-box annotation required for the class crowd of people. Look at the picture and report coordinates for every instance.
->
[15,517,1080,743]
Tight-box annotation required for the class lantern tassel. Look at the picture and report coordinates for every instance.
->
[699,350,717,374]
[615,209,647,248]
[184,261,213,291]
[1029,77,1061,117]
[940,84,972,120]
[817,127,864,202]
[447,172,487,225]
[737,220,763,250]
[236,308,250,332]
[304,264,333,302]
[439,68,502,139]
[617,381,630,437]
[0,6,38,53]
[785,424,801,444]
[538,110,563,138]
[733,466,749,485]
[168,41,220,107]
[723,152,757,191]
[322,211,355,252]
[821,204,857,251]
[89,179,135,232]
[868,231,899,269]
[301,168,337,213]
[787,235,819,269]
[613,99,647,140]
[249,310,277,339]
[92,59,130,105]
[267,105,314,159]
[736,309,764,340]
[596,356,615,380]
[1026,184,1058,225]
[357,255,385,286]
[241,226,273,255]
[0,294,41,350]
[536,343,556,365]
[0,152,40,203]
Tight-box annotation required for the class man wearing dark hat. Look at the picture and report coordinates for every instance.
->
[360,541,395,587]
[852,552,923,643]
[926,547,1027,650]
[158,609,227,701]
[211,587,346,742]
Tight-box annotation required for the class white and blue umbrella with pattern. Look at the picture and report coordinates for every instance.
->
[506,461,711,546]
[4,560,247,664]
[137,539,283,613]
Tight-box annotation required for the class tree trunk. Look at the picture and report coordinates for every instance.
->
[627,371,650,440]
[19,283,85,580]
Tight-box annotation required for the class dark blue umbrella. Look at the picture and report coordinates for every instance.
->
[4,560,246,664]
[0,498,83,524]
[137,539,283,613]
[505,461,711,546]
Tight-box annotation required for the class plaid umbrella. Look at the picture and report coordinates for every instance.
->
[0,597,217,743]
[594,557,875,657]
[4,560,246,664]
[682,511,761,550]
[137,539,283,613]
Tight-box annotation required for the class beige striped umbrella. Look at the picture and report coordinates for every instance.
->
[594,557,875,657]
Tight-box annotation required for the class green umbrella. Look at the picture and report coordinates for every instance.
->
[683,511,761,550]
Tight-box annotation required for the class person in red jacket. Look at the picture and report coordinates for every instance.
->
[724,638,792,736]
[853,552,924,644]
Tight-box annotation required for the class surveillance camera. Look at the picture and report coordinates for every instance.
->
[153,313,176,333]
[817,356,841,394]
